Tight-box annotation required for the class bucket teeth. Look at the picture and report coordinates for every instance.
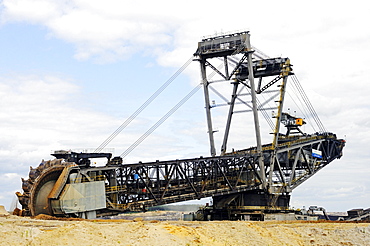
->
[28,166,40,181]
[15,192,29,207]
[21,178,32,193]
[17,158,64,216]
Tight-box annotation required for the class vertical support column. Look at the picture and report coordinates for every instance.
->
[221,80,239,155]
[272,60,290,149]
[245,34,266,188]
[224,56,230,79]
[156,164,160,195]
[268,60,290,189]
[110,170,118,204]
[200,58,216,157]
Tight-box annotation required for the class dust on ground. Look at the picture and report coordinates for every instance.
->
[0,213,369,246]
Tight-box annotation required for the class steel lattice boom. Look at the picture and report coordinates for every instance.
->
[81,133,344,212]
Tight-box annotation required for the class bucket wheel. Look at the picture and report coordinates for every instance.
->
[17,160,65,216]
[29,166,64,216]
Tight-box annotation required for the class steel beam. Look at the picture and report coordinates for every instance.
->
[244,34,266,189]
[221,80,239,155]
[200,59,216,156]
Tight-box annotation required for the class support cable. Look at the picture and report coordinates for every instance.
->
[259,101,275,130]
[289,77,313,122]
[120,84,202,158]
[296,76,325,132]
[291,75,326,133]
[286,89,318,133]
[245,87,275,131]
[258,90,280,131]
[120,62,224,158]
[233,85,274,130]
[288,77,321,132]
[94,57,194,153]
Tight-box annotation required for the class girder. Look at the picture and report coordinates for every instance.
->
[235,57,293,81]
[17,132,344,216]
[56,133,343,213]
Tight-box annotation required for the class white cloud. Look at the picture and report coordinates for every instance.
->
[2,0,369,66]
[1,0,187,62]
[0,75,118,170]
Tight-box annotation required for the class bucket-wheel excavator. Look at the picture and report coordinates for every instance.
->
[16,32,345,220]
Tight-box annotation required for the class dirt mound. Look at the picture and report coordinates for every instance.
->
[0,205,10,216]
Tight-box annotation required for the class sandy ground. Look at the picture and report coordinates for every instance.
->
[0,213,369,246]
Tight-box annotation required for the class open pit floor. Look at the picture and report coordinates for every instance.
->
[0,212,369,246]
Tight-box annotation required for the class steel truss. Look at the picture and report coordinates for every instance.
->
[76,133,344,212]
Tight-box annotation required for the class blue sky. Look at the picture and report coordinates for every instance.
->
[0,0,369,212]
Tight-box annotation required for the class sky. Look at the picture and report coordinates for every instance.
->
[0,0,369,212]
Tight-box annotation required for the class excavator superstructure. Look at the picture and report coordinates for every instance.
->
[16,31,345,220]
